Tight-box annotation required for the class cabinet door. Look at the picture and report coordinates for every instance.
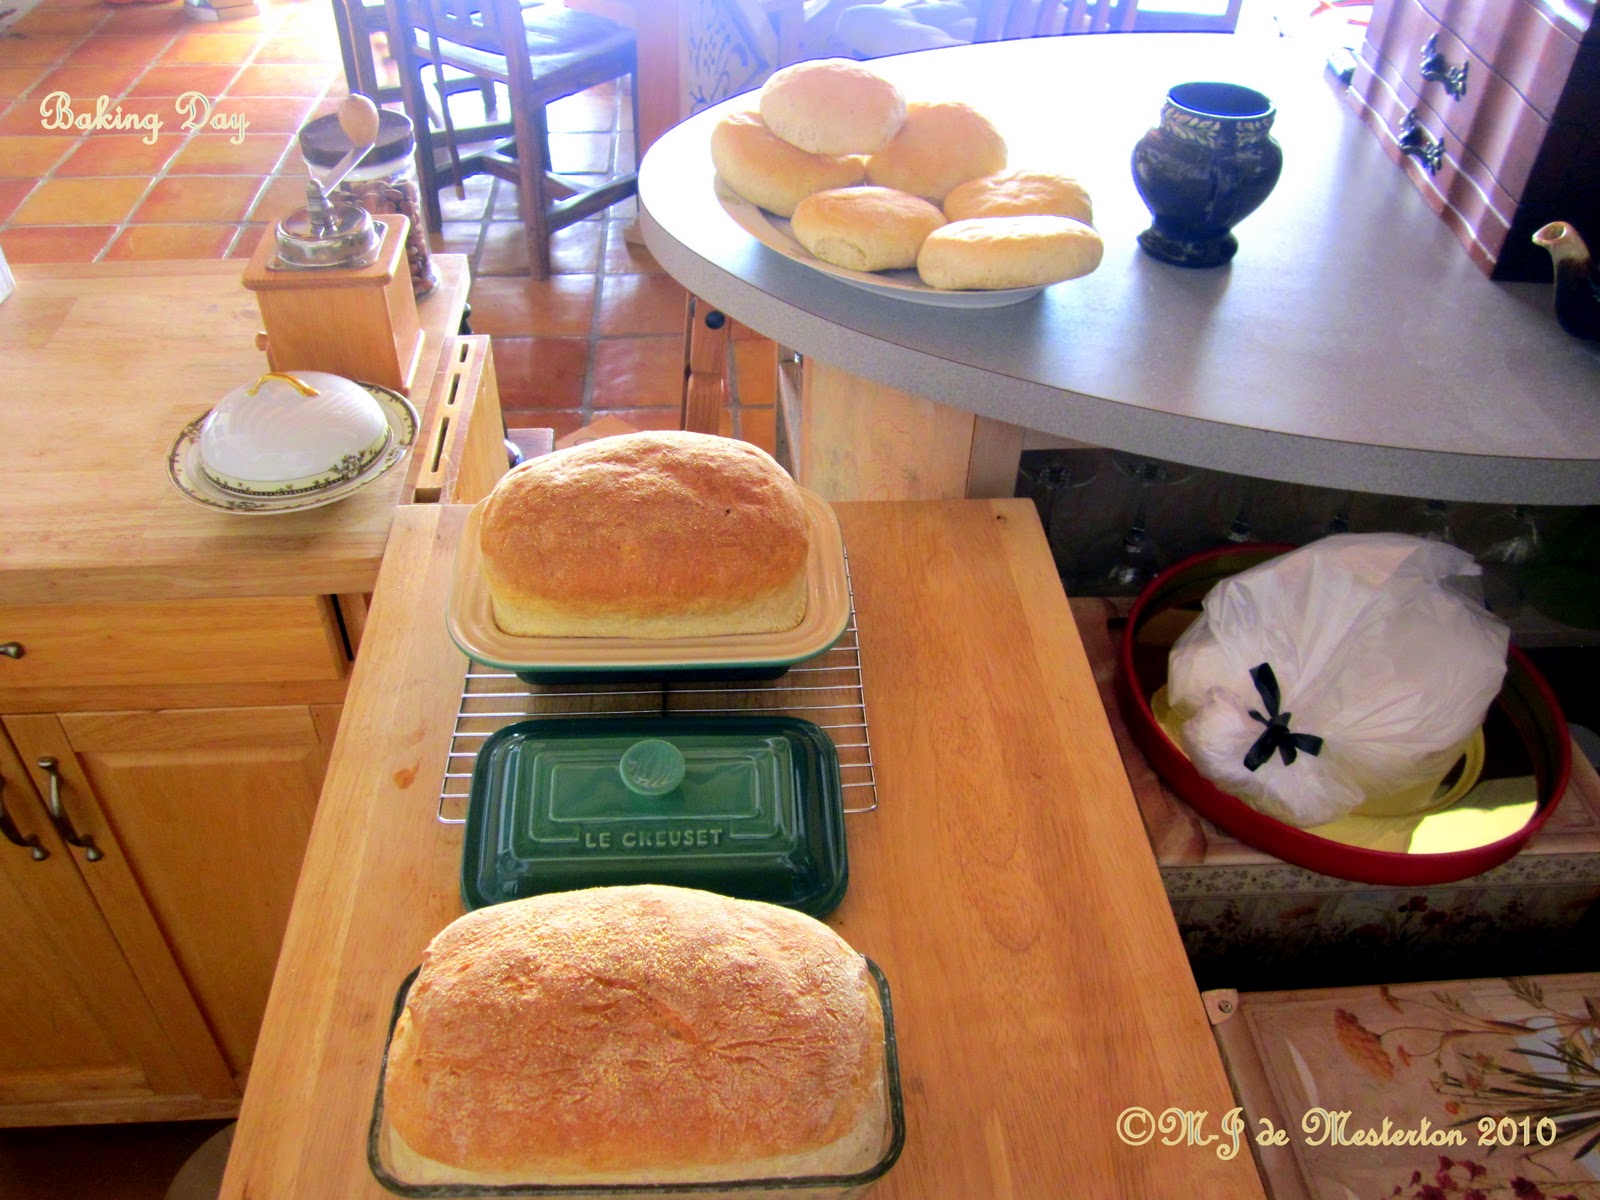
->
[5,706,337,1084]
[0,732,238,1126]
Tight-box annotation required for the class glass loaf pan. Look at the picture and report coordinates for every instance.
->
[367,960,906,1198]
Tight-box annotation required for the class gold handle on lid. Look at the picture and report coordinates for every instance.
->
[247,372,320,397]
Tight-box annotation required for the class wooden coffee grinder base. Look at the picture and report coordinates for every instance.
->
[243,213,424,395]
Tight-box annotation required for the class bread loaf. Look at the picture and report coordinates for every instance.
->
[864,101,1007,204]
[478,431,809,639]
[790,186,946,272]
[382,885,891,1187]
[712,108,865,218]
[917,214,1105,290]
[759,58,907,155]
[942,169,1094,225]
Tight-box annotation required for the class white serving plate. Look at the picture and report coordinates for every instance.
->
[166,383,417,516]
[715,178,1046,309]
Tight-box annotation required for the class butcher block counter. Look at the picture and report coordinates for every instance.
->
[219,499,1266,1200]
[0,256,506,1126]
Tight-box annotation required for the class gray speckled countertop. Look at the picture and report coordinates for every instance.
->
[639,33,1600,505]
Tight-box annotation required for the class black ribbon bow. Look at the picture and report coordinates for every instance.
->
[1242,662,1324,771]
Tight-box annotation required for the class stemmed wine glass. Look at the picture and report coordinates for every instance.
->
[1016,450,1101,576]
[1469,505,1544,617]
[1070,453,1193,595]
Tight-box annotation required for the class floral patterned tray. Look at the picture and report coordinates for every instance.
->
[1208,973,1600,1200]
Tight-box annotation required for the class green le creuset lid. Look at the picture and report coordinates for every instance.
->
[462,716,849,917]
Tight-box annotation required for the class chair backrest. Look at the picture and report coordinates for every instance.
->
[395,0,518,66]
[975,0,1135,38]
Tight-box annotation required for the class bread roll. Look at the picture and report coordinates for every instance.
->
[711,109,865,218]
[943,169,1094,225]
[864,100,1007,204]
[917,215,1105,290]
[759,58,907,155]
[790,186,946,272]
[478,431,809,639]
[383,885,890,1186]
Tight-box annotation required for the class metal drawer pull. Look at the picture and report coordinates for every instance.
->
[0,778,48,861]
[0,642,22,659]
[1419,34,1469,99]
[1397,110,1444,174]
[36,757,103,862]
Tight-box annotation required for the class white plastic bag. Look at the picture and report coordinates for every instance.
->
[1166,534,1510,828]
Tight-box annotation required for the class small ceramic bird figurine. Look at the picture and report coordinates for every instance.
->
[1532,221,1600,342]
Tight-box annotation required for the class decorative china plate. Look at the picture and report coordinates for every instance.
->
[166,383,418,515]
[715,180,1046,310]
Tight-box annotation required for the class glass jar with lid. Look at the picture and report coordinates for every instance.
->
[296,108,438,299]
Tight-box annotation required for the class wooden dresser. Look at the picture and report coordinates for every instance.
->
[1346,0,1599,279]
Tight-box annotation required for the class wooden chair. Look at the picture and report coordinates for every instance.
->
[820,0,1136,58]
[387,0,641,280]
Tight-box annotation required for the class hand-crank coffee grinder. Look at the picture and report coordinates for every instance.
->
[243,95,426,394]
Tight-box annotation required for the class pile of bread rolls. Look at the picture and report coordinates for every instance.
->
[711,58,1103,292]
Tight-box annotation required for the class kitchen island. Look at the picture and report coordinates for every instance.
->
[0,254,502,1125]
[219,499,1266,1199]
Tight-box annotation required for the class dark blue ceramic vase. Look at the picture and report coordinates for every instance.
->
[1132,81,1283,268]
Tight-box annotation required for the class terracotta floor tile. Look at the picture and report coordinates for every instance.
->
[0,36,80,67]
[475,217,604,277]
[157,30,260,64]
[589,406,681,432]
[251,33,341,64]
[603,218,662,274]
[731,339,779,408]
[436,176,494,223]
[735,405,778,457]
[97,5,191,32]
[65,34,177,66]
[26,62,143,101]
[103,220,234,259]
[548,131,611,175]
[167,130,293,174]
[11,7,107,35]
[0,223,115,261]
[213,94,317,134]
[9,175,147,224]
[467,274,594,337]
[503,407,586,441]
[489,336,589,410]
[127,63,239,97]
[228,220,270,257]
[0,134,78,176]
[134,173,260,221]
[228,63,337,97]
[0,177,38,222]
[0,66,42,101]
[55,131,182,175]
[248,171,308,221]
[591,335,684,408]
[547,89,619,134]
[430,220,480,256]
[595,271,687,335]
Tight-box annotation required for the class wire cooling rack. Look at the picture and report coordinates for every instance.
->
[437,556,878,823]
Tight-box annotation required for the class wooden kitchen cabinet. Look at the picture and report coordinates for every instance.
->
[0,727,239,1127]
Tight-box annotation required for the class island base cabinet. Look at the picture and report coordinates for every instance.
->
[0,730,238,1126]
[0,704,337,1122]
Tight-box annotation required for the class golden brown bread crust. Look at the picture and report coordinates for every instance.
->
[942,169,1094,225]
[790,186,946,273]
[478,431,809,639]
[383,886,888,1184]
[711,109,866,218]
[864,101,1007,204]
[759,57,907,155]
[917,214,1105,290]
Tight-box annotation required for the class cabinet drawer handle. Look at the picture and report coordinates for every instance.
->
[0,778,48,861]
[0,642,21,659]
[1397,110,1444,174]
[1419,34,1469,99]
[36,757,103,862]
